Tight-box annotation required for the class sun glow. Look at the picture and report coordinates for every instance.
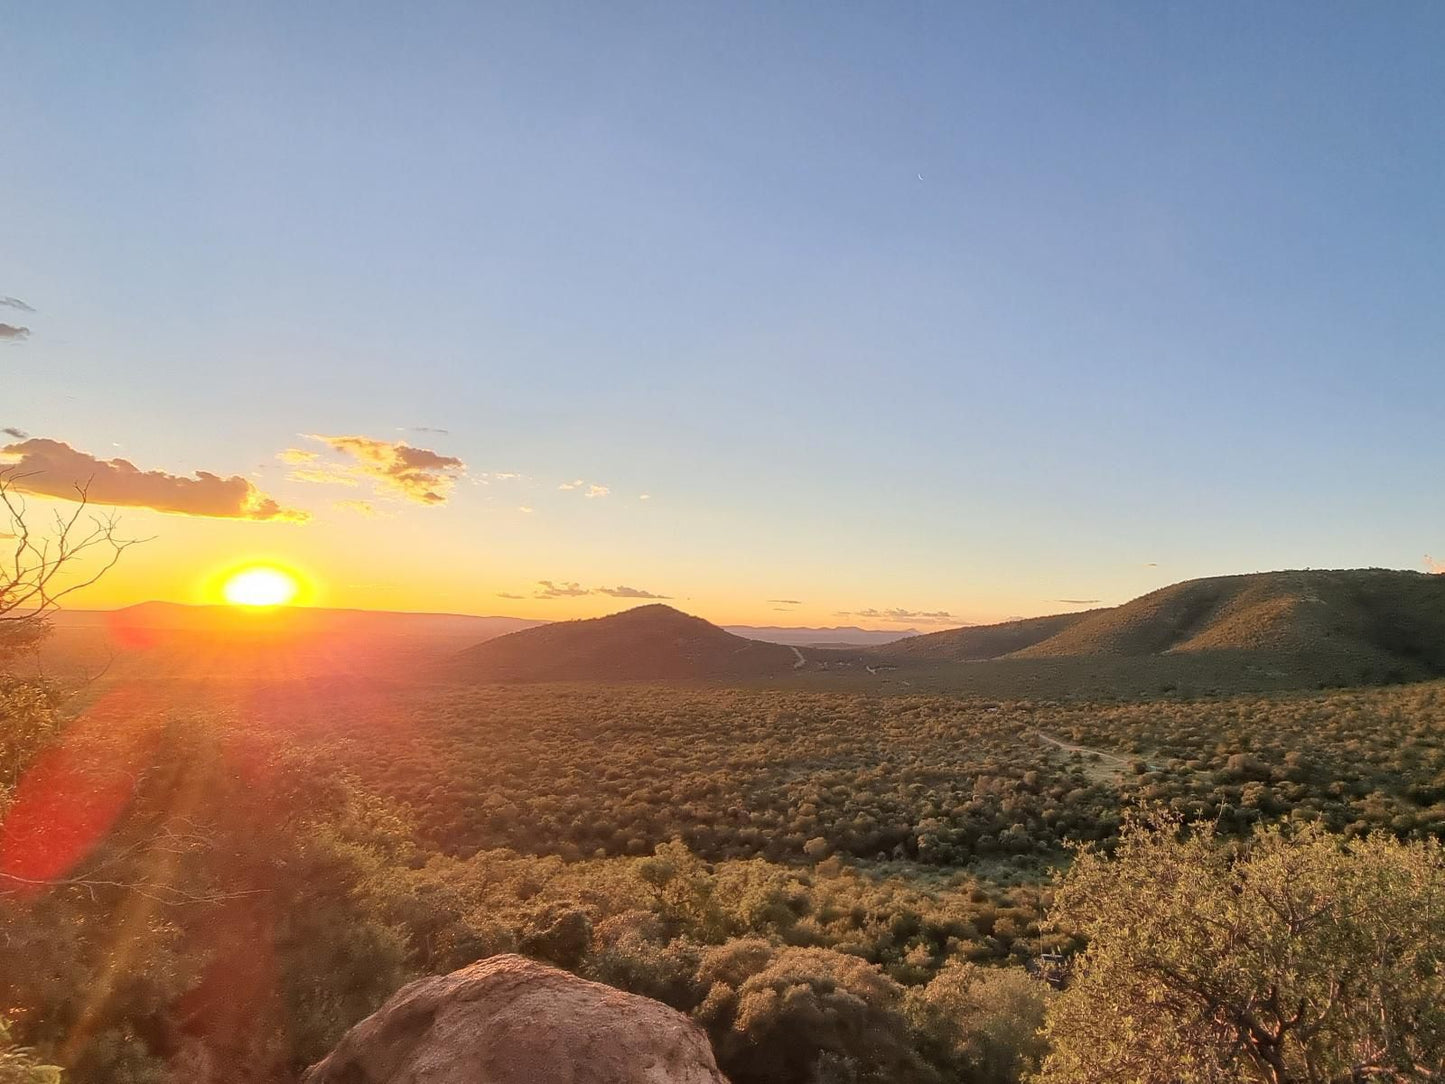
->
[222,566,302,608]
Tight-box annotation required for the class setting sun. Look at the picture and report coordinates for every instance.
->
[222,566,301,608]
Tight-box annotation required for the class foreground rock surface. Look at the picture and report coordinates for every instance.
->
[302,953,729,1084]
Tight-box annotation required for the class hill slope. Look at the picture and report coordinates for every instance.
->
[881,611,1098,662]
[871,570,1445,689]
[1014,569,1445,670]
[451,604,803,682]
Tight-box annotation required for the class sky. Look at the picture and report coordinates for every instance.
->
[4,2,1444,628]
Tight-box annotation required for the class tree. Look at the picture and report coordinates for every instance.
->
[694,941,936,1084]
[0,1017,60,1084]
[1,471,133,660]
[906,960,1053,1083]
[1039,813,1445,1084]
[1,471,137,850]
[1,470,137,803]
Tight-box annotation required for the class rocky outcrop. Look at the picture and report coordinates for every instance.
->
[302,953,729,1084]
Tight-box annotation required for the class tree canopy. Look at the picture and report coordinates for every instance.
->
[1039,815,1445,1084]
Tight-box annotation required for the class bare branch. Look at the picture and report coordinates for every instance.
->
[0,468,147,641]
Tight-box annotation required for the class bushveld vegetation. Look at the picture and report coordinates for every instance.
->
[5,496,1445,1084]
[302,682,1445,865]
[3,670,1443,1082]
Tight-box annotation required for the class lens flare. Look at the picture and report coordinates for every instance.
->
[221,566,300,607]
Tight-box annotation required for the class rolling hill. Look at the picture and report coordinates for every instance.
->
[1013,569,1445,665]
[874,569,1445,687]
[450,604,804,682]
[881,611,1099,662]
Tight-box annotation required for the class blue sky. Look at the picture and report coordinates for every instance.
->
[4,2,1443,624]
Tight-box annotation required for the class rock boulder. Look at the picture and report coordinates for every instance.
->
[302,953,728,1084]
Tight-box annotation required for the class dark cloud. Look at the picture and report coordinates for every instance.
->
[1,438,307,521]
[2,428,28,440]
[0,324,30,341]
[286,435,466,504]
[495,592,526,600]
[535,580,590,598]
[595,585,671,599]
[409,426,450,435]
[768,599,802,606]
[0,297,34,313]
[1056,598,1101,605]
[530,580,670,600]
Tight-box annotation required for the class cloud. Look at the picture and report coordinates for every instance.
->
[406,426,450,435]
[595,585,670,599]
[287,465,360,487]
[0,324,30,341]
[289,435,466,505]
[1,438,307,521]
[768,599,802,606]
[836,607,958,627]
[558,479,612,497]
[495,592,526,600]
[333,499,382,517]
[0,297,35,313]
[2,428,28,440]
[277,448,319,464]
[1056,598,1101,605]
[529,579,670,600]
[1427,555,1444,574]
[517,505,534,513]
[638,493,651,501]
[535,580,590,598]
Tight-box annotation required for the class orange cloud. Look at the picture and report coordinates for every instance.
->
[286,435,465,505]
[1,438,306,521]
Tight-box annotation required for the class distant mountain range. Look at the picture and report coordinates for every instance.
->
[44,569,1445,690]
[48,605,909,647]
[50,601,543,642]
[447,570,1445,688]
[720,625,918,648]
[39,603,545,679]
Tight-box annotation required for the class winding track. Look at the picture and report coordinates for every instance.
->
[1031,729,1162,778]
